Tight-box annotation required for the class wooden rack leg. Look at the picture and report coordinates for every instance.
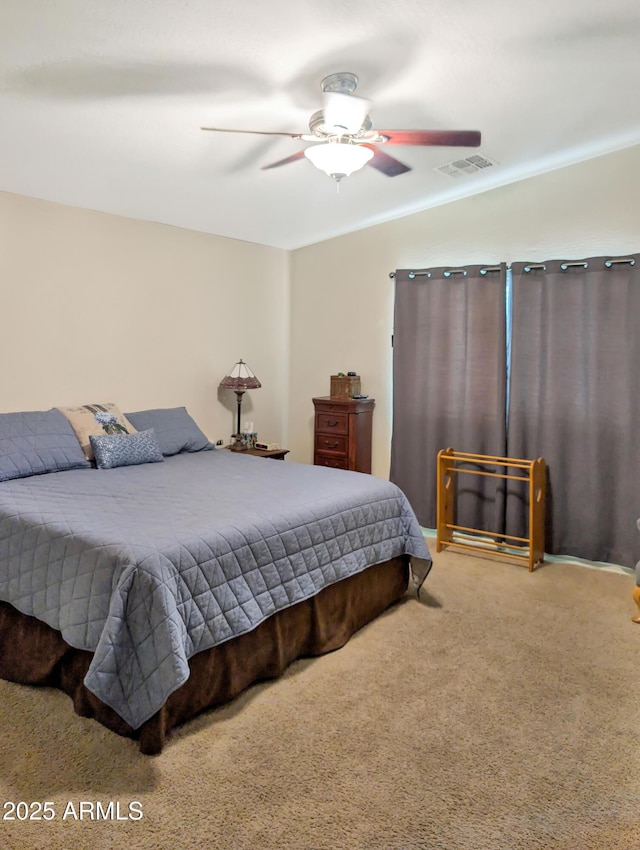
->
[632,586,640,624]
[436,449,455,553]
[528,457,546,571]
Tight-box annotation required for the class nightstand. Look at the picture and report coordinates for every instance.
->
[224,446,289,461]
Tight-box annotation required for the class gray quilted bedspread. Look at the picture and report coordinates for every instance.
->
[0,451,431,729]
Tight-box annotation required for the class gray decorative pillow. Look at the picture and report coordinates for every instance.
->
[0,409,91,482]
[89,429,164,470]
[124,407,213,456]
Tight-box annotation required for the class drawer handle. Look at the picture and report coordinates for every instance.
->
[324,440,339,449]
[326,419,339,427]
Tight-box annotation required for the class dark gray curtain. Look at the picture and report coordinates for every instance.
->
[390,264,507,530]
[507,255,640,567]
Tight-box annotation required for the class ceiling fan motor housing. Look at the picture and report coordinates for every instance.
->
[321,72,359,95]
[308,110,372,138]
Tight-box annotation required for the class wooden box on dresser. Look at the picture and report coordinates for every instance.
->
[312,396,375,473]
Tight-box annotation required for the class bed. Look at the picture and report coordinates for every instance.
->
[0,407,431,753]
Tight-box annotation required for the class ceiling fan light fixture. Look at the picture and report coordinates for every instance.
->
[304,141,373,181]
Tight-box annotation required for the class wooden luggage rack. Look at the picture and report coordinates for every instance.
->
[436,449,546,571]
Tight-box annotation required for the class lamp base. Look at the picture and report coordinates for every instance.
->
[229,434,248,452]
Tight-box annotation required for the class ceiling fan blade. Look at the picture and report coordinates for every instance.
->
[376,129,481,147]
[261,150,307,170]
[366,147,412,177]
[201,126,303,139]
[323,92,371,135]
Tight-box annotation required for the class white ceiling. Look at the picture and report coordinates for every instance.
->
[1,0,640,250]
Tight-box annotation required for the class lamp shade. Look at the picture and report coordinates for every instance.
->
[219,359,261,390]
[304,141,373,179]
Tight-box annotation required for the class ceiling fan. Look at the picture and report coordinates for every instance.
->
[201,72,481,184]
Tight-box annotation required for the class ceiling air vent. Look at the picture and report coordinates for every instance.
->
[434,153,498,178]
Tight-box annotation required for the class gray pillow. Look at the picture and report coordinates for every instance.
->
[0,409,91,482]
[124,407,213,456]
[89,429,164,470]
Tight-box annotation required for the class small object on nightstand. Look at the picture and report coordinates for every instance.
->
[229,433,246,451]
[240,422,257,449]
[224,445,289,461]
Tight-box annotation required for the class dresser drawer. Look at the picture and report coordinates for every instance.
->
[314,434,348,455]
[314,453,348,470]
[314,411,349,435]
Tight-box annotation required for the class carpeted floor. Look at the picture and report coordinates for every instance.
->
[1,547,638,850]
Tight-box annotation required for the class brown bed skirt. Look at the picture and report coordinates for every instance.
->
[0,556,409,754]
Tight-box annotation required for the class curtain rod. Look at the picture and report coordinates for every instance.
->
[605,257,636,267]
[390,257,636,279]
[389,266,501,280]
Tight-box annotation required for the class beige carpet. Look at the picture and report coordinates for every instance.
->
[1,548,639,850]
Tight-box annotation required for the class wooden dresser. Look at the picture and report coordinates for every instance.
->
[312,396,375,473]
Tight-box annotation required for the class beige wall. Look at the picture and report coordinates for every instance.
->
[288,144,640,475]
[3,144,639,469]
[0,192,290,446]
